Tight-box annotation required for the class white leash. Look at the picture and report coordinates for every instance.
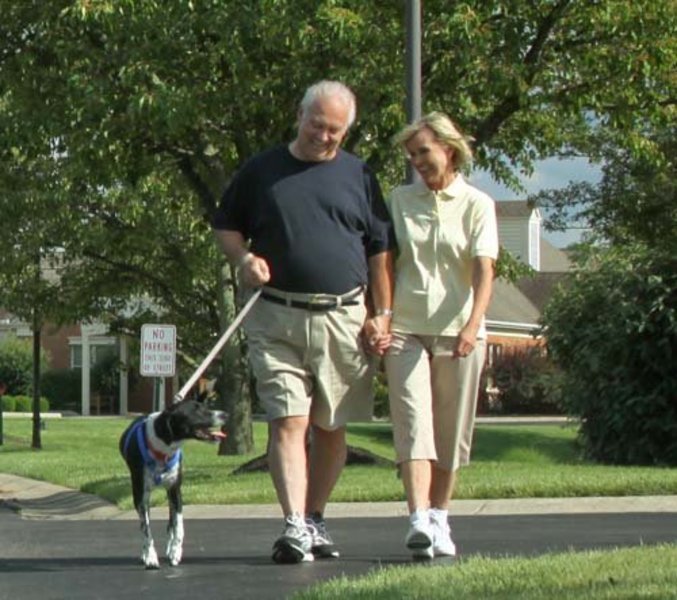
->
[174,288,262,402]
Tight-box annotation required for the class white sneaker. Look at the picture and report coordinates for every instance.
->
[272,513,314,564]
[405,509,433,559]
[430,509,457,557]
[306,513,340,558]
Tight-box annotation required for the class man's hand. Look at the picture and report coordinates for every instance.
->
[362,314,392,356]
[239,253,271,287]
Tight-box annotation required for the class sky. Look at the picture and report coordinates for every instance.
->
[469,157,602,248]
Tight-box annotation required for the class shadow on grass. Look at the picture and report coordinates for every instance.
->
[347,423,393,444]
[81,476,130,505]
[0,435,34,449]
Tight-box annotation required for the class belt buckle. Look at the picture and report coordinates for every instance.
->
[308,294,333,308]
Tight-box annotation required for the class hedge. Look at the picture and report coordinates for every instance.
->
[1,395,50,413]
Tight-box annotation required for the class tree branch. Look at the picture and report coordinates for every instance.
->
[474,0,573,146]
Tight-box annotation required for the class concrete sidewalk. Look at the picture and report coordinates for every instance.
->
[1,472,676,521]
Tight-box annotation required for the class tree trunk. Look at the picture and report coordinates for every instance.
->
[31,319,42,450]
[0,382,5,446]
[215,261,254,455]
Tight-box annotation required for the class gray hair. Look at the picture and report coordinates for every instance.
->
[299,80,357,128]
[394,111,474,170]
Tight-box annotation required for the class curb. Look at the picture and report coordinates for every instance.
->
[2,474,676,522]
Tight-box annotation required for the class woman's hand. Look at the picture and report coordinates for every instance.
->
[362,314,392,356]
[453,324,478,358]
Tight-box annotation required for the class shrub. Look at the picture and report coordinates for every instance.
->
[486,347,564,415]
[0,335,49,396]
[0,395,49,412]
[1,395,16,412]
[373,370,389,418]
[41,368,82,413]
[543,245,677,465]
[15,395,32,412]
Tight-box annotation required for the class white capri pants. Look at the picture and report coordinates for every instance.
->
[384,332,486,471]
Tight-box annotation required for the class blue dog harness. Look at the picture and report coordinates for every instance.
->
[123,417,182,485]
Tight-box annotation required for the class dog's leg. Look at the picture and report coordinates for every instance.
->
[135,471,159,569]
[140,506,160,569]
[166,480,184,566]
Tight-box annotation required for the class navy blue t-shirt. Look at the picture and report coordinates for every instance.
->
[213,145,394,295]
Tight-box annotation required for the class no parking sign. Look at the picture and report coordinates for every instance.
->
[140,324,176,377]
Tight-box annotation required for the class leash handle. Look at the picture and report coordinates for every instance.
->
[174,288,262,403]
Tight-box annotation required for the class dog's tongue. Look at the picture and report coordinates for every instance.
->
[210,431,227,441]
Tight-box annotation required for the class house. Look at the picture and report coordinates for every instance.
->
[0,315,144,415]
[486,200,572,360]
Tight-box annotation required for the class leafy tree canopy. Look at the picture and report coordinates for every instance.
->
[1,0,672,312]
[2,0,674,196]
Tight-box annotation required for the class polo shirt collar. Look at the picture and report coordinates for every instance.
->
[415,174,467,200]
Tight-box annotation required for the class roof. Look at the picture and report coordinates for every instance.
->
[485,219,573,337]
[486,279,541,325]
[515,272,569,313]
[540,238,572,272]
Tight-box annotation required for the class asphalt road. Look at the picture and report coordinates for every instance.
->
[2,507,676,600]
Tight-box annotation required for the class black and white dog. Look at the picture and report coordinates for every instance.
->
[119,395,227,569]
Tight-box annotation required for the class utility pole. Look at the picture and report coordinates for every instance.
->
[405,0,422,183]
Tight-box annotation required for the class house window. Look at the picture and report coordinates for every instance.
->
[70,341,116,369]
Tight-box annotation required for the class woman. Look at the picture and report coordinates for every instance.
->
[384,112,498,559]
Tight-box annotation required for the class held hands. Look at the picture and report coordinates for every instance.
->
[362,313,392,356]
[239,252,271,287]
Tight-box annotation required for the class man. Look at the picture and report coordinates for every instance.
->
[212,80,394,564]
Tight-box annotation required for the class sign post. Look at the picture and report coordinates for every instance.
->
[140,324,177,411]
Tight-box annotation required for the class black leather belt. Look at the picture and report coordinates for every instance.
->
[260,289,362,311]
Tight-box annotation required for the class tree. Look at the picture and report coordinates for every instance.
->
[532,130,676,253]
[0,1,407,453]
[1,0,674,453]
[421,0,675,188]
[534,124,675,464]
[0,144,91,448]
[3,1,673,199]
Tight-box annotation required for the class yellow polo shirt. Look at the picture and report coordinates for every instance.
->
[386,175,499,337]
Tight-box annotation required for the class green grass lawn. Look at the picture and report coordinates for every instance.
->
[292,544,677,599]
[1,416,676,509]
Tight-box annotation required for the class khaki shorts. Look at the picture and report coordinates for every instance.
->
[384,332,486,471]
[243,291,375,430]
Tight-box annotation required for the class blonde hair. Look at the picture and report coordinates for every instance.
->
[299,80,357,128]
[394,111,474,171]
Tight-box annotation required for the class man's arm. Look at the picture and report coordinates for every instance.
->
[367,251,394,314]
[364,250,394,354]
[214,229,249,265]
